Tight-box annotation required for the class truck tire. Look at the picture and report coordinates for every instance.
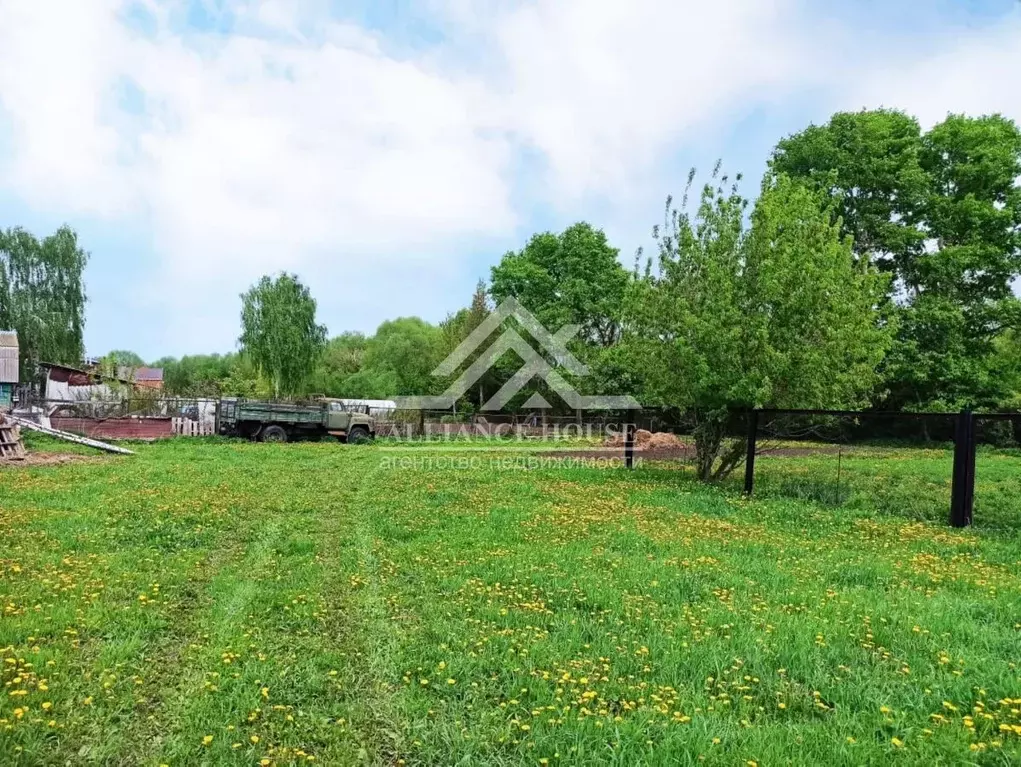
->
[347,426,371,444]
[261,425,288,443]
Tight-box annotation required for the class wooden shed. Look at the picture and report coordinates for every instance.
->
[0,330,18,407]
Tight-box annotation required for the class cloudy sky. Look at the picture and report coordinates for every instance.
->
[1,0,1019,360]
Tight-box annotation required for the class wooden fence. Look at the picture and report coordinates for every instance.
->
[172,418,215,437]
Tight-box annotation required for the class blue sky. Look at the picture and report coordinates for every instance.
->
[1,0,1019,361]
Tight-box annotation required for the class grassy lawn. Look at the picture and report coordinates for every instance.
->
[1,438,1019,765]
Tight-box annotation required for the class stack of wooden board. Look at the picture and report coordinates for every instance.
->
[0,415,27,460]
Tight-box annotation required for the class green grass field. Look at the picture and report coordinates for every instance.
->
[1,437,1020,765]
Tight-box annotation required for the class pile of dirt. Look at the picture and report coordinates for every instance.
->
[0,452,97,468]
[647,432,683,449]
[604,430,684,450]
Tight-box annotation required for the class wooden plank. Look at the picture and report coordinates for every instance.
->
[7,415,135,455]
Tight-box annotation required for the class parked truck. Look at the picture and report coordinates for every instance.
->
[215,398,375,443]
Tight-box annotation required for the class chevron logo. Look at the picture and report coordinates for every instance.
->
[394,297,641,411]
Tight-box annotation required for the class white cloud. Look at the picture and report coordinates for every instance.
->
[850,15,1021,128]
[489,0,811,199]
[0,0,1019,355]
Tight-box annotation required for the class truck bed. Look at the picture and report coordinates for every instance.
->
[232,401,325,426]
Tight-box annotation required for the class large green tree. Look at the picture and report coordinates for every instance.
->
[490,222,630,348]
[153,353,248,397]
[772,110,1021,410]
[308,332,370,396]
[438,280,498,409]
[0,225,88,377]
[489,223,633,411]
[239,273,327,398]
[361,317,446,397]
[628,168,890,480]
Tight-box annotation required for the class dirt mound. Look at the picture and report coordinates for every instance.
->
[604,430,682,450]
[0,452,98,468]
[647,432,683,449]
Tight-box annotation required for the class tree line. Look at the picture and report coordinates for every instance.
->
[0,226,88,379]
[6,108,1020,478]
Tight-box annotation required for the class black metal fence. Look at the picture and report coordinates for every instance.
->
[619,408,1021,530]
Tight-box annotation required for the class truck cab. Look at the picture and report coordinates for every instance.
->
[323,399,374,443]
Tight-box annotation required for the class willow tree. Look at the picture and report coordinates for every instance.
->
[0,225,88,377]
[627,168,891,481]
[239,273,326,398]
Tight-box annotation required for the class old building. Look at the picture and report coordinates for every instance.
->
[0,331,18,407]
[125,366,164,391]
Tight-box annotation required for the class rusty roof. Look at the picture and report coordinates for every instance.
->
[133,367,164,382]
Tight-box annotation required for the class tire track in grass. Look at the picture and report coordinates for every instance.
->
[129,516,285,765]
[140,448,386,766]
[342,461,409,765]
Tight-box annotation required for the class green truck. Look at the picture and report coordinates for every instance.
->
[215,398,375,443]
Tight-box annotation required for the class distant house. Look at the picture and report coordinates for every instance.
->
[41,361,120,403]
[0,330,18,407]
[42,361,164,402]
[131,367,164,391]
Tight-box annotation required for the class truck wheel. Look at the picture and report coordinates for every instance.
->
[347,426,371,444]
[261,425,288,443]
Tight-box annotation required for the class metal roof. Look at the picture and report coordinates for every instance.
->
[134,367,164,382]
[0,330,17,347]
[115,365,163,382]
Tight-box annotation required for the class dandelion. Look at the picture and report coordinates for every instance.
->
[891,737,903,748]
[202,735,213,746]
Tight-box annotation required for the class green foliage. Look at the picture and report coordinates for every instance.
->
[629,167,890,480]
[440,280,490,355]
[438,280,497,409]
[0,225,88,377]
[490,222,629,348]
[771,109,928,273]
[307,332,370,396]
[362,317,446,397]
[334,366,400,399]
[104,350,146,367]
[772,110,1021,411]
[154,353,241,397]
[239,273,327,398]
[486,223,634,412]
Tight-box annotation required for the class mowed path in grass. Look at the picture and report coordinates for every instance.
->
[1,440,1020,765]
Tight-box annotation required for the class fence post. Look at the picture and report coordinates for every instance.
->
[950,410,976,527]
[744,409,758,495]
[624,422,635,469]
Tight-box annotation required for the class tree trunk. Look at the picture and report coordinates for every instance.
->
[693,416,725,482]
[693,411,746,482]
